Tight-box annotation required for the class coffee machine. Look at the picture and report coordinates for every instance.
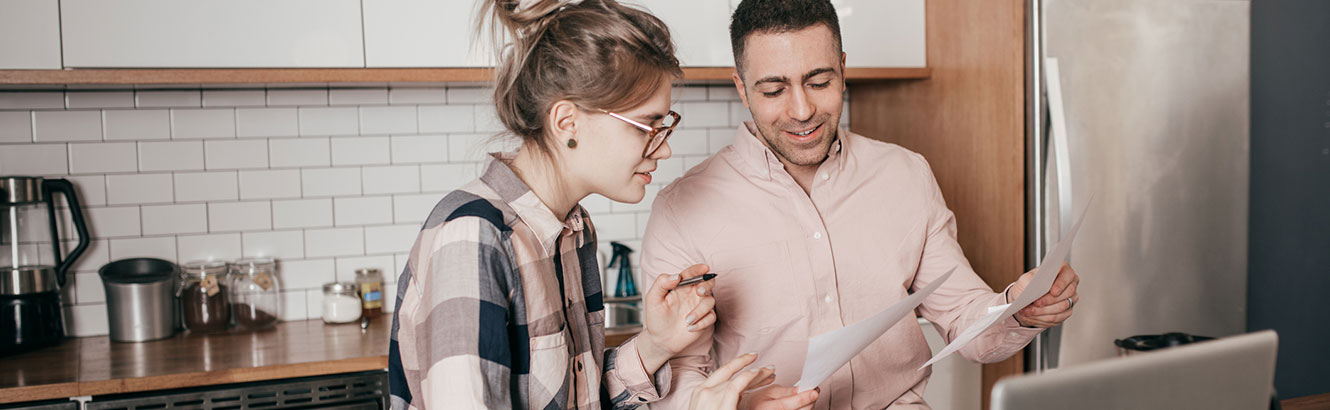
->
[1,176,90,356]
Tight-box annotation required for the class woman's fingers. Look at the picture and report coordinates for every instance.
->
[745,366,777,390]
[703,353,758,388]
[723,369,764,408]
[690,311,717,332]
[685,295,716,326]
[647,272,680,304]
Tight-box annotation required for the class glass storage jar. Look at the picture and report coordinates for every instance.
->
[228,258,281,330]
[321,282,362,324]
[354,268,384,319]
[178,260,231,333]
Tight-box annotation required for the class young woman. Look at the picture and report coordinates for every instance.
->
[387,0,779,409]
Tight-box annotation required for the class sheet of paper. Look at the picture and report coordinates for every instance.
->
[920,199,1091,369]
[794,269,955,392]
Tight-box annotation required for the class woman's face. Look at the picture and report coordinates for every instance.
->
[567,79,674,204]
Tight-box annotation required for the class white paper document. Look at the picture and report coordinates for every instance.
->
[919,200,1091,369]
[794,268,955,392]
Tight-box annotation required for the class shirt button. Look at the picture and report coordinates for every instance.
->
[824,294,834,304]
[821,173,830,180]
[813,231,823,239]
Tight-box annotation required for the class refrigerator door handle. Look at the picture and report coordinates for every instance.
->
[1045,57,1075,236]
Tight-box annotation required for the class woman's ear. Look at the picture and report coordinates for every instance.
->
[548,100,580,147]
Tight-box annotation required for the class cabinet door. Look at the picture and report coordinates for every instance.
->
[363,0,496,67]
[60,0,364,68]
[0,0,62,69]
[837,0,926,67]
[633,0,736,67]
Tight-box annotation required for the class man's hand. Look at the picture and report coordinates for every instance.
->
[689,353,776,410]
[1007,262,1079,328]
[638,264,716,373]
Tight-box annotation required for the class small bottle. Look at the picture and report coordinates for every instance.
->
[322,282,362,324]
[355,268,384,319]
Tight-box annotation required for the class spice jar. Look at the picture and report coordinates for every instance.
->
[355,268,385,319]
[228,258,281,330]
[322,282,362,324]
[179,260,231,333]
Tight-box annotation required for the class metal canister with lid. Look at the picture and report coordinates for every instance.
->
[354,268,384,318]
[178,260,231,333]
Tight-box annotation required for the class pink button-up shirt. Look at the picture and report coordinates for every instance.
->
[641,123,1043,409]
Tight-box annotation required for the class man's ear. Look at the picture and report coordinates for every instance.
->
[840,51,849,90]
[732,70,750,110]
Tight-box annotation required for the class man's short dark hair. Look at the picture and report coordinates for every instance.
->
[729,0,843,75]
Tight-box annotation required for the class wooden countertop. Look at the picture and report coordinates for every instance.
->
[0,316,642,405]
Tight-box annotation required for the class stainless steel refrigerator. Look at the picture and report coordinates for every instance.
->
[1025,0,1251,370]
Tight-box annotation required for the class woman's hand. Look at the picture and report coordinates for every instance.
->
[689,353,776,410]
[637,264,716,373]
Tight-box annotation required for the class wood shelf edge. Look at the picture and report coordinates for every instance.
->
[0,67,929,86]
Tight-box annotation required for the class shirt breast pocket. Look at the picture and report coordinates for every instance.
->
[708,240,807,342]
[526,327,570,409]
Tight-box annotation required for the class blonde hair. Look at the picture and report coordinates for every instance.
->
[480,0,682,155]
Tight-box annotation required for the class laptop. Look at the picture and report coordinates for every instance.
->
[991,330,1278,410]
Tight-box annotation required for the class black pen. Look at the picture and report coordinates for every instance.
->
[677,273,717,287]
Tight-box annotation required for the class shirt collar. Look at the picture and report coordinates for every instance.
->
[480,152,594,254]
[733,121,848,180]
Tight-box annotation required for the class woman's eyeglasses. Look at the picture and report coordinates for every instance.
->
[598,109,681,158]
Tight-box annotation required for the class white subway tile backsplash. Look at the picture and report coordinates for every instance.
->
[331,136,390,166]
[473,105,504,132]
[708,86,741,101]
[446,87,491,104]
[177,233,242,262]
[279,290,307,321]
[85,206,142,238]
[389,88,448,105]
[278,258,335,289]
[594,213,637,241]
[109,236,177,261]
[67,175,107,206]
[0,144,67,175]
[393,254,408,282]
[205,139,268,169]
[673,86,709,102]
[580,194,612,214]
[360,106,417,135]
[611,185,659,213]
[392,193,441,224]
[175,171,239,202]
[305,227,364,258]
[269,138,331,168]
[139,140,204,172]
[651,157,686,185]
[362,165,420,195]
[301,168,361,197]
[666,129,709,156]
[74,272,105,304]
[34,111,102,142]
[333,196,393,226]
[104,110,171,141]
[420,163,477,193]
[708,128,733,153]
[236,108,299,138]
[172,109,236,139]
[0,92,64,109]
[447,133,499,163]
[390,135,448,164]
[384,283,398,312]
[365,224,419,255]
[635,212,650,238]
[0,111,32,143]
[729,101,753,126]
[106,173,174,205]
[69,142,137,174]
[272,198,333,229]
[142,203,208,235]
[136,90,201,108]
[208,201,272,232]
[418,105,475,134]
[299,107,360,136]
[681,101,730,128]
[202,90,266,108]
[64,304,109,337]
[333,255,394,282]
[305,289,323,319]
[66,91,134,109]
[330,89,388,106]
[237,169,302,200]
[242,230,305,259]
[268,89,328,106]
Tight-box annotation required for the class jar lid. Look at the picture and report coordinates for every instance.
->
[232,257,276,275]
[182,260,228,277]
[355,268,381,277]
[323,282,358,293]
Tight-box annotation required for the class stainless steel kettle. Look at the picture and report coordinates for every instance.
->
[1,176,91,356]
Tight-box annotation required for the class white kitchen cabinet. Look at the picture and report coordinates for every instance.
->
[836,0,927,67]
[363,0,497,67]
[60,0,364,68]
[633,0,736,67]
[0,0,62,69]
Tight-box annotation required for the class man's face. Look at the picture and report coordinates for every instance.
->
[733,24,846,168]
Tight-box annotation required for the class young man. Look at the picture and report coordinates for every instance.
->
[642,0,1081,409]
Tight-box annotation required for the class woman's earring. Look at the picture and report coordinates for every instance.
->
[566,139,578,148]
